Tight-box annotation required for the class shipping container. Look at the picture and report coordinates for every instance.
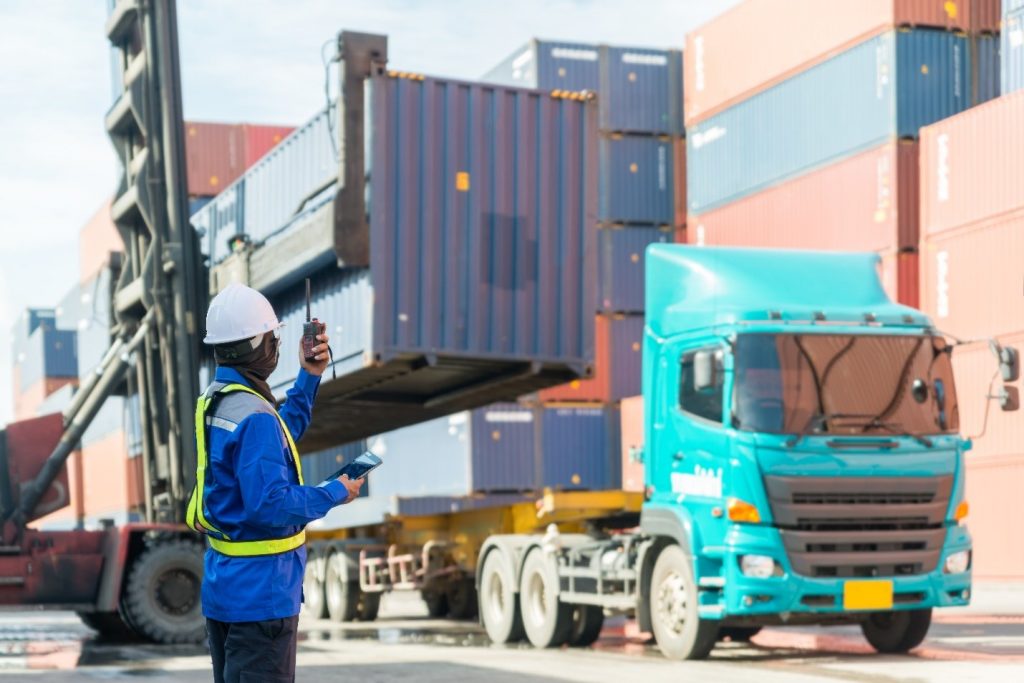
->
[598,226,672,313]
[74,267,115,379]
[919,211,1024,340]
[599,135,676,225]
[1005,7,1024,94]
[919,90,1024,236]
[241,124,295,166]
[78,199,120,285]
[10,307,55,369]
[971,33,1000,105]
[970,0,1002,32]
[540,404,621,490]
[18,327,77,392]
[965,455,1024,579]
[189,196,212,216]
[185,122,245,197]
[620,395,644,493]
[673,138,686,228]
[482,39,683,134]
[13,377,77,421]
[687,30,968,214]
[878,249,920,308]
[79,430,137,520]
[538,314,643,403]
[689,140,919,253]
[684,0,982,125]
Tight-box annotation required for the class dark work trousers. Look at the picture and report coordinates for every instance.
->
[207,616,299,683]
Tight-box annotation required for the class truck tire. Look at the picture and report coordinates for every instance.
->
[719,626,762,642]
[121,539,205,644]
[649,544,718,660]
[861,608,932,653]
[479,549,524,643]
[422,589,449,618]
[77,611,139,641]
[519,548,572,648]
[303,552,327,619]
[325,551,358,622]
[356,591,381,621]
[447,578,478,620]
[569,605,604,647]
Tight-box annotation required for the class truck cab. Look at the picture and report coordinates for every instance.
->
[638,245,975,657]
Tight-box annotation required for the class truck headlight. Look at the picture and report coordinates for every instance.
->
[740,554,778,578]
[944,550,970,574]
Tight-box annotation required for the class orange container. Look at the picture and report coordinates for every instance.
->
[878,250,920,309]
[241,124,294,166]
[673,138,686,229]
[620,395,644,493]
[78,199,121,285]
[13,377,76,421]
[684,0,980,126]
[185,121,245,197]
[919,91,1024,237]
[965,455,1024,579]
[80,430,135,519]
[538,315,642,403]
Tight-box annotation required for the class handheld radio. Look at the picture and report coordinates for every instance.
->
[302,278,325,363]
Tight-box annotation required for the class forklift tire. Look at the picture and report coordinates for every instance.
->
[77,611,139,641]
[649,544,718,660]
[422,589,449,618]
[478,549,524,644]
[861,608,932,653]
[519,548,572,648]
[121,539,205,644]
[569,605,604,647]
[303,553,328,619]
[446,578,478,620]
[356,591,382,621]
[719,626,762,643]
[325,551,359,622]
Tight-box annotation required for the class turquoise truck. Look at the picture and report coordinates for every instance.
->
[474,245,1019,660]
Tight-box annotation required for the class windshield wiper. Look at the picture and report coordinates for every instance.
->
[859,419,933,447]
[786,412,875,448]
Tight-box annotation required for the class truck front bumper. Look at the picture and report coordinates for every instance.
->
[711,524,972,619]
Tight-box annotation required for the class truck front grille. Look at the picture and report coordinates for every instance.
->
[764,475,952,579]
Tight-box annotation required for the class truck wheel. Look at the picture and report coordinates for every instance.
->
[422,589,449,618]
[121,539,205,644]
[649,544,718,660]
[569,605,604,647]
[519,548,572,648]
[356,591,381,621]
[325,551,358,622]
[303,552,327,619]
[447,578,478,620]
[77,611,139,641]
[861,608,932,653]
[479,549,524,643]
[719,626,762,642]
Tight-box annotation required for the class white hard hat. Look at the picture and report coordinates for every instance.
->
[203,282,283,345]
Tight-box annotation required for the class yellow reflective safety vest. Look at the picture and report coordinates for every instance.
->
[186,382,306,557]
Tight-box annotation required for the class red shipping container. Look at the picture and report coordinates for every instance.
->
[684,0,984,126]
[185,121,245,197]
[878,250,920,309]
[950,332,1024,461]
[673,137,686,229]
[965,455,1024,579]
[78,199,121,285]
[241,124,294,166]
[920,91,1024,237]
[620,395,644,493]
[919,212,1024,341]
[688,140,919,253]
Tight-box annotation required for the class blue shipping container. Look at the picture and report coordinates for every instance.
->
[598,227,671,313]
[599,135,675,225]
[606,314,644,401]
[468,404,537,491]
[11,308,55,366]
[687,29,970,213]
[19,327,77,391]
[973,33,1000,105]
[540,404,621,491]
[1004,8,1024,95]
[482,39,683,135]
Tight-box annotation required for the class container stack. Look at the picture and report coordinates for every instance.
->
[1004,0,1024,94]
[684,0,1001,308]
[10,309,75,420]
[918,89,1024,580]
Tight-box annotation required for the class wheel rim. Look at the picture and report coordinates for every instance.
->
[486,569,506,622]
[326,559,343,605]
[656,571,688,636]
[527,571,547,626]
[153,567,199,619]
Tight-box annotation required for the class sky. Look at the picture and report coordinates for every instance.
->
[0,0,739,427]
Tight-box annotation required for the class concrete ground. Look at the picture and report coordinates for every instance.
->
[0,582,1022,682]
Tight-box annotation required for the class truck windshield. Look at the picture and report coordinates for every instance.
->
[733,333,959,437]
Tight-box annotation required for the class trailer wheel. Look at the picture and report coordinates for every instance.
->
[325,551,358,622]
[121,539,205,644]
[77,611,139,641]
[569,605,604,647]
[861,608,932,653]
[356,591,381,622]
[479,549,523,643]
[303,552,327,619]
[649,544,718,660]
[446,578,478,620]
[719,626,762,643]
[519,548,572,648]
[422,589,449,618]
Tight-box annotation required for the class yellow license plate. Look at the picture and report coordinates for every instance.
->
[843,580,894,610]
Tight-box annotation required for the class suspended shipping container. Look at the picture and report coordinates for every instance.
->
[538,314,643,403]
[684,0,984,125]
[599,135,676,225]
[598,226,672,313]
[687,30,969,214]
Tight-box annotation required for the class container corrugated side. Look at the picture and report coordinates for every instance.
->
[684,0,976,126]
[241,124,295,167]
[971,33,1000,105]
[481,39,600,91]
[919,90,1024,236]
[599,135,675,225]
[13,377,76,421]
[79,430,136,520]
[19,328,77,390]
[10,308,55,369]
[184,122,244,198]
[689,141,919,253]
[540,404,620,490]
[598,226,672,313]
[1002,8,1024,94]
[965,455,1024,579]
[469,403,537,491]
[687,31,968,214]
[620,395,644,492]
[538,315,642,402]
[598,46,683,135]
[78,200,120,285]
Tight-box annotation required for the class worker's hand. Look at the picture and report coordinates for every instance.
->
[299,332,330,376]
[337,474,364,504]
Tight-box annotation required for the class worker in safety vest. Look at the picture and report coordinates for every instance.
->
[188,282,363,683]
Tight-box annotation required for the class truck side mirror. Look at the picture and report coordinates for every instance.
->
[1000,386,1020,412]
[1000,347,1019,383]
[693,350,717,392]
